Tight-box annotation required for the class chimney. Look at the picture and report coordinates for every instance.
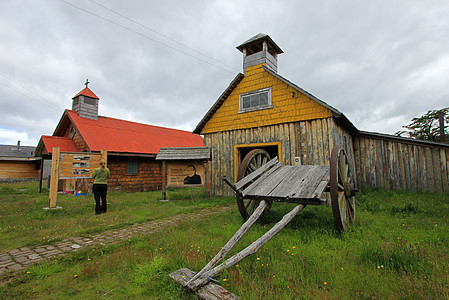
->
[236,33,283,74]
[17,140,20,151]
[72,79,100,120]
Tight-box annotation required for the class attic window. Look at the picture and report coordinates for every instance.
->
[239,88,273,113]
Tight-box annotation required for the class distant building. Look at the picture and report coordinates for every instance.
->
[35,84,203,192]
[0,141,40,180]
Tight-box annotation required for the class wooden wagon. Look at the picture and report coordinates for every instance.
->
[170,145,357,299]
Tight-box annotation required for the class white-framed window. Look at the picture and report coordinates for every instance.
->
[239,87,273,113]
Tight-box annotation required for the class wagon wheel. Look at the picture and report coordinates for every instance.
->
[330,145,356,231]
[236,149,272,220]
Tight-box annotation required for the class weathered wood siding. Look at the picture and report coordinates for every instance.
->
[205,117,341,196]
[201,64,333,134]
[353,134,449,192]
[0,161,39,179]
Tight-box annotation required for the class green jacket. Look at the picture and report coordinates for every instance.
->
[91,166,110,184]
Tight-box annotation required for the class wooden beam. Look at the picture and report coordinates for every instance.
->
[101,149,108,165]
[189,204,305,290]
[162,161,166,200]
[38,158,44,193]
[186,200,268,290]
[205,160,210,198]
[48,147,60,208]
[169,268,237,300]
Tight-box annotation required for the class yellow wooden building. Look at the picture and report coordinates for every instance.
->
[194,34,358,196]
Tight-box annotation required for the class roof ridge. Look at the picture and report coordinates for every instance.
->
[67,110,196,133]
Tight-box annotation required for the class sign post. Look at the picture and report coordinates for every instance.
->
[45,149,107,210]
[48,147,61,209]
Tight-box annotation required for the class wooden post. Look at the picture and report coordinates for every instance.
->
[48,147,60,208]
[204,160,210,198]
[162,161,167,200]
[101,149,108,165]
[38,157,44,193]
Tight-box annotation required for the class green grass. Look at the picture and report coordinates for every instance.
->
[0,181,232,251]
[1,183,449,299]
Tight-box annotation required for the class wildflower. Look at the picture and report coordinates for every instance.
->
[198,247,200,249]
[291,253,294,256]
[236,265,239,268]
[160,248,162,250]
[402,224,405,226]
[273,275,276,278]
[182,276,185,279]
[74,274,78,278]
[287,249,290,252]
[292,246,296,249]
[262,264,264,267]
[377,266,380,269]
[88,258,91,261]
[324,282,327,285]
[223,279,227,282]
[257,257,260,260]
[26,271,30,274]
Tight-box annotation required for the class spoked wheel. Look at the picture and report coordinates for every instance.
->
[330,145,356,231]
[236,149,272,220]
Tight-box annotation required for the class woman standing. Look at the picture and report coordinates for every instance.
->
[91,158,110,215]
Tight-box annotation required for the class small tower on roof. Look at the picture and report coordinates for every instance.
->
[236,33,283,74]
[72,79,99,120]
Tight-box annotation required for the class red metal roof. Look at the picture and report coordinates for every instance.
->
[66,110,203,154]
[72,87,99,99]
[41,136,79,153]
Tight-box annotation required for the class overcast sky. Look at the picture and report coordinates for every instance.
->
[1,0,448,146]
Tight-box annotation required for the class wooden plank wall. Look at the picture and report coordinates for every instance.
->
[353,135,449,192]
[204,118,336,196]
[0,161,38,179]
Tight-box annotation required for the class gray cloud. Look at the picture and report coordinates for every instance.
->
[1,0,448,146]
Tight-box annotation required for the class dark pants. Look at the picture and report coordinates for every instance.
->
[93,184,108,214]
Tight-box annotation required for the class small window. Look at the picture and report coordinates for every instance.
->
[70,128,75,138]
[127,157,139,174]
[84,97,97,106]
[239,88,273,113]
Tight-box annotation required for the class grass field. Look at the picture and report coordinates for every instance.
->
[1,181,449,299]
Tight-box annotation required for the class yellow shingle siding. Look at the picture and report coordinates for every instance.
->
[202,64,333,134]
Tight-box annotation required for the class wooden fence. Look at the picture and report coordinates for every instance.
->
[353,132,449,192]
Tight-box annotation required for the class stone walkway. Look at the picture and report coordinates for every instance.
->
[0,204,234,278]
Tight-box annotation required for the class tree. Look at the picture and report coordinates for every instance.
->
[395,107,448,143]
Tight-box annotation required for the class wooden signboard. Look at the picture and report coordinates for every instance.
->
[161,160,210,200]
[58,153,104,179]
[166,162,205,187]
[47,148,107,209]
